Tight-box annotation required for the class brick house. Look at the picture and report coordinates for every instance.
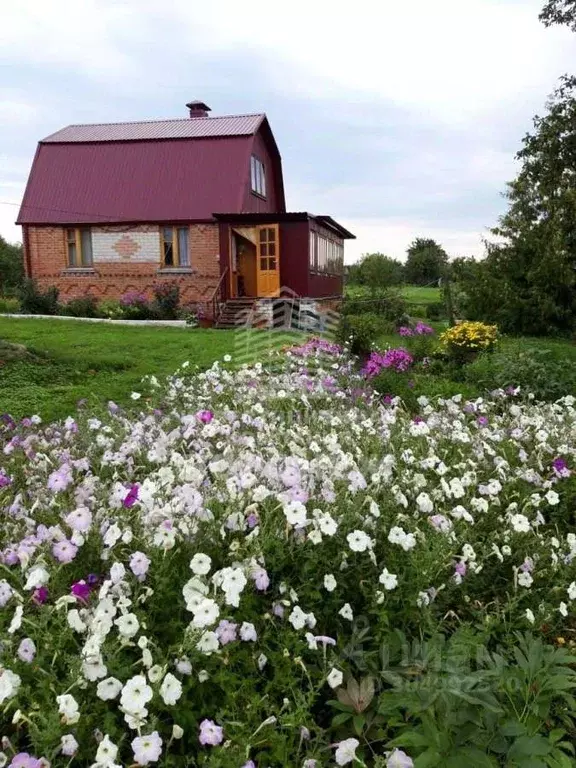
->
[17,101,354,324]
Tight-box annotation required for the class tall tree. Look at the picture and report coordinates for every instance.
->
[539,0,576,30]
[404,238,448,285]
[463,76,576,335]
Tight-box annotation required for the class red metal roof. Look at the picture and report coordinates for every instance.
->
[17,137,253,224]
[41,114,265,143]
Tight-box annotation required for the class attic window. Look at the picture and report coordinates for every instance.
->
[250,155,266,198]
[66,228,93,267]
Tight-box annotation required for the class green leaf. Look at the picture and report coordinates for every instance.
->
[331,712,352,727]
[549,729,566,745]
[387,732,431,748]
[508,735,552,760]
[500,720,528,738]
[353,715,365,736]
[447,749,497,768]
[414,749,443,768]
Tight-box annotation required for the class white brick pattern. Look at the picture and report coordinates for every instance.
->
[92,228,160,263]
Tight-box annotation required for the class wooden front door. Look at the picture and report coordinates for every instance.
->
[256,225,280,297]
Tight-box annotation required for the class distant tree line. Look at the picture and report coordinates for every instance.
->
[0,235,24,295]
[346,238,449,292]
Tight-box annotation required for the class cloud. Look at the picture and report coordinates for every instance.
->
[0,0,575,259]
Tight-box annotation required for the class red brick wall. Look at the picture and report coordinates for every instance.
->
[24,223,221,305]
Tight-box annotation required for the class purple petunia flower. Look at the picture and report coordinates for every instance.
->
[52,540,78,564]
[215,620,238,645]
[32,586,48,605]
[123,483,139,508]
[71,580,91,601]
[9,753,43,768]
[196,410,214,424]
[361,348,413,378]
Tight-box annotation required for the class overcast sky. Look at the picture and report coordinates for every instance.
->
[1,0,575,262]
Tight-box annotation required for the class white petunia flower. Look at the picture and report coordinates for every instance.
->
[568,582,576,601]
[510,514,531,533]
[559,602,569,616]
[327,668,343,689]
[120,675,153,713]
[525,609,535,624]
[347,530,372,552]
[335,737,359,766]
[7,605,23,634]
[288,606,308,630]
[339,603,354,621]
[518,572,533,588]
[545,490,560,505]
[160,673,182,706]
[323,574,337,592]
[115,613,140,638]
[379,568,398,591]
[56,693,80,724]
[189,553,212,575]
[191,598,220,628]
[61,734,79,756]
[97,677,123,701]
[0,669,21,704]
[95,734,118,765]
[196,631,220,655]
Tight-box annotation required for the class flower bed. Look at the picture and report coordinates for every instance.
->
[1,346,576,766]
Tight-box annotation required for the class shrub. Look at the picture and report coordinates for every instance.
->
[97,299,124,319]
[426,301,445,320]
[439,320,498,364]
[465,347,576,401]
[336,313,384,356]
[18,279,60,315]
[119,290,156,320]
[0,296,20,313]
[153,282,180,320]
[62,295,99,318]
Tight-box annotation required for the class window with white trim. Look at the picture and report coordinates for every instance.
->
[250,155,266,197]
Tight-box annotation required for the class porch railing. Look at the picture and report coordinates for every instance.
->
[207,267,229,323]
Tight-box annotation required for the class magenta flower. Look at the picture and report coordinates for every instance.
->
[32,586,48,604]
[53,540,78,564]
[0,473,12,488]
[398,326,414,337]
[414,321,434,335]
[71,580,91,601]
[361,348,413,378]
[477,416,488,427]
[196,410,214,424]
[199,719,224,746]
[123,484,140,508]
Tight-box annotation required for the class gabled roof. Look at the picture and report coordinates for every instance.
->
[17,113,281,225]
[41,114,265,143]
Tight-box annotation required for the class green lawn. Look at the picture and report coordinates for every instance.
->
[0,319,301,421]
[345,283,441,305]
[399,285,441,304]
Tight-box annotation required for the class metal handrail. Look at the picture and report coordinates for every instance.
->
[208,267,229,322]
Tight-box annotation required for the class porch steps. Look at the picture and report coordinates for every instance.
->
[214,298,256,329]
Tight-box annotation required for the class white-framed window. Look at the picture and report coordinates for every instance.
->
[66,227,93,267]
[250,155,266,197]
